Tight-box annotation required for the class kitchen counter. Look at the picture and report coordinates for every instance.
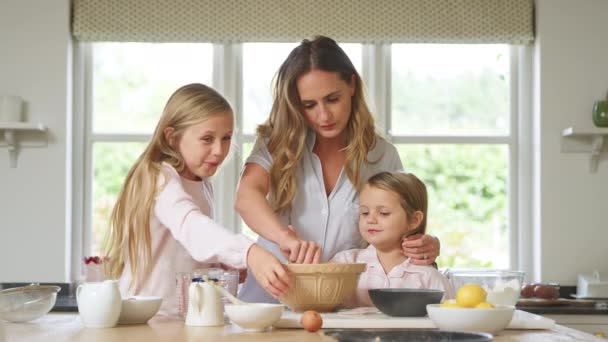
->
[2,313,604,342]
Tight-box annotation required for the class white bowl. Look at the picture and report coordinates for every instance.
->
[426,304,515,334]
[225,303,284,331]
[118,296,162,324]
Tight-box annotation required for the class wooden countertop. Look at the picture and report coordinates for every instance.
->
[2,313,604,342]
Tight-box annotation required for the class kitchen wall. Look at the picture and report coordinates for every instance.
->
[0,0,606,285]
[0,0,72,282]
[533,0,608,284]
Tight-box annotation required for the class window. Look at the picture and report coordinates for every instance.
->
[81,42,522,270]
[390,44,512,268]
[86,42,213,255]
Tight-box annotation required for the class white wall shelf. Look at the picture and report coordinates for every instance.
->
[0,122,48,168]
[561,126,608,172]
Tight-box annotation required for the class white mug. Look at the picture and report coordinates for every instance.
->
[185,281,224,327]
[76,280,122,328]
[0,95,23,122]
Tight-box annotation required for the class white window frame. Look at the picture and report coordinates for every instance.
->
[71,43,533,281]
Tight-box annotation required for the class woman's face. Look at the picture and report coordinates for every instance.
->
[172,113,233,180]
[358,184,412,251]
[296,69,355,141]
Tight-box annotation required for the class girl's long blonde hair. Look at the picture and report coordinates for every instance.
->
[258,36,376,214]
[103,83,233,288]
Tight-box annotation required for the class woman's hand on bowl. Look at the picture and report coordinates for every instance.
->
[278,225,322,264]
[248,244,291,299]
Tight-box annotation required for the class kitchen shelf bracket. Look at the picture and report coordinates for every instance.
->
[0,122,48,168]
[561,126,608,173]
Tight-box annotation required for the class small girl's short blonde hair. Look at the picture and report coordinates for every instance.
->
[365,171,428,236]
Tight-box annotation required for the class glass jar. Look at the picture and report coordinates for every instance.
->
[175,268,239,319]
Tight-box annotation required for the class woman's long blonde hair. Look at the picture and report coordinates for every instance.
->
[103,83,233,288]
[258,36,376,214]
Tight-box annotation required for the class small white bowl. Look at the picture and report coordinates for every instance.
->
[427,304,515,334]
[118,296,162,325]
[225,303,284,331]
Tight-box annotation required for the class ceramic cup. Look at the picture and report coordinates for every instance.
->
[76,280,122,328]
[593,100,608,127]
[0,95,22,122]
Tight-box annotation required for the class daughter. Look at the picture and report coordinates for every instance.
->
[103,83,290,316]
[331,171,454,307]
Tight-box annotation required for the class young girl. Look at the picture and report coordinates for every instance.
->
[330,171,454,307]
[103,83,290,316]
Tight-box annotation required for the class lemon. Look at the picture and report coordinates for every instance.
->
[475,302,494,309]
[456,284,487,308]
[440,300,462,308]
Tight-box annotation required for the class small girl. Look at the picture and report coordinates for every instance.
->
[330,171,454,307]
[103,83,290,316]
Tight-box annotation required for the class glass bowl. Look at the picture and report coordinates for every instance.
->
[0,284,61,322]
[447,269,525,306]
[176,267,239,318]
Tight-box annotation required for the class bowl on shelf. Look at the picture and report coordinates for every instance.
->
[369,288,444,317]
[447,269,525,306]
[0,284,61,322]
[427,304,515,334]
[278,263,366,312]
[224,303,284,331]
[118,296,163,324]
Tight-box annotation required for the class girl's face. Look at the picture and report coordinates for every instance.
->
[175,113,233,180]
[296,69,355,141]
[358,184,415,251]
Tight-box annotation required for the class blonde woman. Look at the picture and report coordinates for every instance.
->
[236,36,441,303]
[104,83,290,316]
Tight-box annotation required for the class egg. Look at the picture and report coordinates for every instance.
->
[300,310,323,332]
[520,284,534,298]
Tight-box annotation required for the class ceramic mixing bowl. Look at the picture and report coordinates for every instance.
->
[278,263,366,312]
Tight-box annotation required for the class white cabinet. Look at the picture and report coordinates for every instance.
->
[545,314,608,339]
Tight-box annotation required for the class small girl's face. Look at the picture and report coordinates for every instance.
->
[358,184,412,251]
[175,113,233,180]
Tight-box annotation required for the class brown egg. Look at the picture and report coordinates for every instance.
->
[520,284,534,298]
[301,310,323,332]
[533,285,560,299]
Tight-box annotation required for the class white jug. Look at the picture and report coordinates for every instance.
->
[77,280,122,328]
[185,281,224,327]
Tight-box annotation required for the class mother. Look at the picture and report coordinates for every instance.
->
[236,36,441,303]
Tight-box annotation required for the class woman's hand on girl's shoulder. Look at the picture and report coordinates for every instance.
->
[402,233,441,266]
[278,225,322,264]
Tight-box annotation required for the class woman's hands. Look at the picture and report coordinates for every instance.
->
[247,244,291,299]
[402,233,441,265]
[278,225,321,264]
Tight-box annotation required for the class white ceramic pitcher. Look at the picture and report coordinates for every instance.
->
[77,280,122,328]
[185,281,224,327]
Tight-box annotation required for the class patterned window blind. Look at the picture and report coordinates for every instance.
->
[72,0,534,44]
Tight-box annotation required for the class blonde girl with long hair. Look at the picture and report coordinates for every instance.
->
[104,83,290,316]
[330,172,454,307]
[236,36,441,304]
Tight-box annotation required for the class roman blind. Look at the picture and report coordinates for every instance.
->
[72,0,534,44]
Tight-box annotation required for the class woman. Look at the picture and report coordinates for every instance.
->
[236,36,440,303]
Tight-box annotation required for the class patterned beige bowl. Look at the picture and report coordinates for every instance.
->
[279,263,366,312]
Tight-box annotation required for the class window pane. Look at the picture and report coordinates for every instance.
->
[239,142,258,239]
[242,43,362,135]
[396,144,509,268]
[391,45,509,136]
[92,142,147,255]
[92,43,213,134]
